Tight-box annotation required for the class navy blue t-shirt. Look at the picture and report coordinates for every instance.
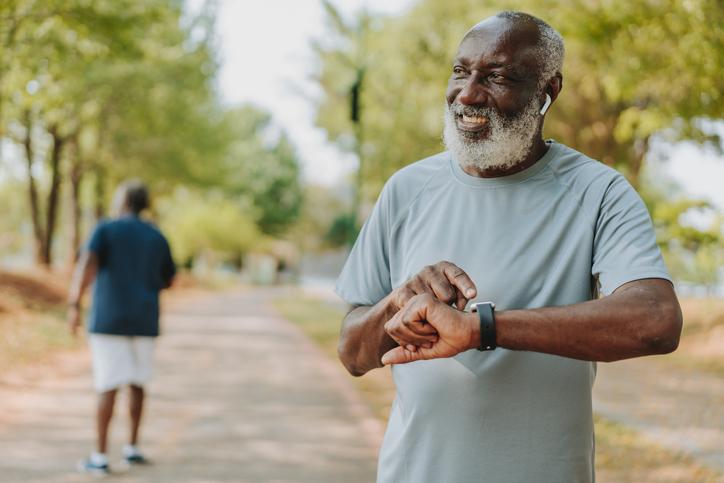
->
[87,216,175,336]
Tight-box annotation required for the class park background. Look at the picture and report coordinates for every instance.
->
[0,0,722,482]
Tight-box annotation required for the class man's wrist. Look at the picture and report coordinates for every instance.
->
[465,312,481,350]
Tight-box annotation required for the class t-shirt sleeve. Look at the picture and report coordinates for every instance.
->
[335,184,393,306]
[592,174,671,295]
[86,222,108,266]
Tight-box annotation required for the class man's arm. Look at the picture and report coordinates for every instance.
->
[382,278,682,364]
[161,238,176,289]
[338,261,477,376]
[67,250,99,336]
[338,297,401,377]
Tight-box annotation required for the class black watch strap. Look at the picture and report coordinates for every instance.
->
[472,302,496,351]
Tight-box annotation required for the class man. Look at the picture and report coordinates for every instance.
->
[68,180,175,475]
[336,11,682,483]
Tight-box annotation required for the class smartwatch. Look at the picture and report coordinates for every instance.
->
[471,302,496,351]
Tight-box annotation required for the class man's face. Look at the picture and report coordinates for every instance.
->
[443,19,545,171]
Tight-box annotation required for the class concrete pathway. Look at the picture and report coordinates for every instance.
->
[594,356,724,473]
[0,288,382,482]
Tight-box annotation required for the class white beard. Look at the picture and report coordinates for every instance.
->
[442,95,541,172]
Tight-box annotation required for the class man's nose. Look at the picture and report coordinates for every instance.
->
[456,75,489,106]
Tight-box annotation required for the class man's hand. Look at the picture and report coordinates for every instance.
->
[382,293,478,365]
[388,261,477,351]
[67,305,82,337]
[391,261,477,311]
[337,261,477,376]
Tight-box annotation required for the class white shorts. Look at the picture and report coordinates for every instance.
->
[88,334,156,393]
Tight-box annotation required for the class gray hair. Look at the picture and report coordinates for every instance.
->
[495,11,565,87]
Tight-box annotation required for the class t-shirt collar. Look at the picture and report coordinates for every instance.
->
[449,139,559,188]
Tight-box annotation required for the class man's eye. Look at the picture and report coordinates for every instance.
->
[488,72,505,80]
[452,66,466,76]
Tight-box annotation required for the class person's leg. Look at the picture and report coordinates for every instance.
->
[96,389,117,454]
[128,384,144,446]
[124,336,155,463]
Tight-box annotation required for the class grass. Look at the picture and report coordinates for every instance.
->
[0,310,81,372]
[0,269,212,374]
[272,292,724,483]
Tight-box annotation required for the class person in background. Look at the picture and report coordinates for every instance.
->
[68,180,175,475]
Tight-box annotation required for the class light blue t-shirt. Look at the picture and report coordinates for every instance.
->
[336,141,670,483]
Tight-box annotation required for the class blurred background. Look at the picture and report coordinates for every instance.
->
[0,0,722,482]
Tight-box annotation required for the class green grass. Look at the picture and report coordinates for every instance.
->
[272,293,343,356]
[273,292,724,482]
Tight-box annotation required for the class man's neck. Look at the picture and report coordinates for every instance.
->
[461,137,548,178]
[118,209,139,218]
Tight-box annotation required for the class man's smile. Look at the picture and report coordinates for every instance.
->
[456,113,489,133]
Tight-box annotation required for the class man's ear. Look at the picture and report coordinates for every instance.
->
[548,73,562,103]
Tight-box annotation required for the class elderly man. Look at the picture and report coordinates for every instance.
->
[68,180,175,475]
[335,11,681,483]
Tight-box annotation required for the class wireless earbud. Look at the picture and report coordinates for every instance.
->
[540,93,552,115]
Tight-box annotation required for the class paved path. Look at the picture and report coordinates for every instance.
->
[0,288,382,482]
[594,356,724,473]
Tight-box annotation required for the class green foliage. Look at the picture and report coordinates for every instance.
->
[219,107,303,237]
[643,188,724,289]
[0,178,29,255]
[286,184,350,251]
[157,188,263,267]
[324,213,360,248]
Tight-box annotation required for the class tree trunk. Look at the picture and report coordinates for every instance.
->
[68,139,83,267]
[22,110,46,264]
[94,165,106,220]
[41,125,65,267]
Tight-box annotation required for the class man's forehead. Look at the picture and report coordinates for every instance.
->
[456,17,542,69]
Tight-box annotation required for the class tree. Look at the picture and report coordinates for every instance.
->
[219,106,303,237]
[157,188,263,269]
[0,0,171,265]
[1,0,226,266]
[312,1,379,225]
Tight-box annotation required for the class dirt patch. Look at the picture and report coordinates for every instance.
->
[680,298,724,336]
[0,270,68,310]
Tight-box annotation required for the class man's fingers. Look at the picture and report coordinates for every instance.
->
[442,263,476,299]
[428,278,457,305]
[455,290,467,311]
[386,321,438,347]
[381,346,424,365]
[403,317,438,336]
[393,286,416,309]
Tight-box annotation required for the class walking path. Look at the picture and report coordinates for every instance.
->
[0,287,382,482]
[2,283,722,480]
[594,356,724,473]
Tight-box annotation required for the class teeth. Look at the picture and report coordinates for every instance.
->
[462,115,486,124]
